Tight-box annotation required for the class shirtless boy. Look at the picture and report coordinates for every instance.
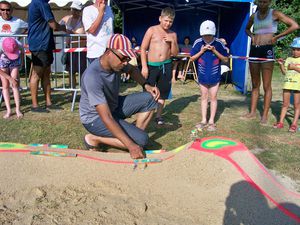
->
[140,7,179,125]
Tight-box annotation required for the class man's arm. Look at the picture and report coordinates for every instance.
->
[48,19,66,32]
[140,28,152,78]
[127,64,160,101]
[85,3,106,35]
[169,33,179,57]
[95,103,144,159]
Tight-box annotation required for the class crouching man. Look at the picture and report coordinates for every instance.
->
[79,34,160,159]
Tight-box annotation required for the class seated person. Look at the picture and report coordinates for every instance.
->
[172,36,192,82]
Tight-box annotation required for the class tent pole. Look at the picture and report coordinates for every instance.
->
[217,7,220,38]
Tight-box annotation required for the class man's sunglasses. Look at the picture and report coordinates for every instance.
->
[0,9,11,12]
[109,49,131,63]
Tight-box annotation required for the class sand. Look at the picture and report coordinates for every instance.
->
[0,139,299,225]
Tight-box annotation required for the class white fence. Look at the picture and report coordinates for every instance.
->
[0,33,87,111]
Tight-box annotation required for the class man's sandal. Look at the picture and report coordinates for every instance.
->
[83,136,103,151]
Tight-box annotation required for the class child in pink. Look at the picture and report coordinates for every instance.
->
[0,37,23,119]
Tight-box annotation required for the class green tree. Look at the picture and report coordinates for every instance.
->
[273,0,300,58]
[112,5,123,33]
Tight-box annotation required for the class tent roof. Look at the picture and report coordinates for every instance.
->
[7,0,91,8]
[114,0,253,12]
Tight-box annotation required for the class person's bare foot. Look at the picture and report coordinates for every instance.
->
[260,117,268,125]
[240,113,256,120]
[16,111,23,119]
[3,112,11,119]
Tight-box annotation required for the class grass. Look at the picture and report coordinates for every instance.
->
[0,66,299,184]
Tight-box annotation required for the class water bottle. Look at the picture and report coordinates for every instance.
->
[190,129,198,141]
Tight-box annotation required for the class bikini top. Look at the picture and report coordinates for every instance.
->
[253,9,278,34]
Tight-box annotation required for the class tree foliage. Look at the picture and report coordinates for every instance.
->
[272,0,300,57]
[112,5,123,33]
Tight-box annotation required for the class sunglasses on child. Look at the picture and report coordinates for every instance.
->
[109,49,131,63]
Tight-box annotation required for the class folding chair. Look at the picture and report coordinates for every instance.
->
[221,55,233,89]
[181,57,198,83]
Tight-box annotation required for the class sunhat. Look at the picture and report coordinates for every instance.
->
[290,37,300,48]
[70,0,83,10]
[2,37,20,60]
[107,34,137,58]
[200,20,216,36]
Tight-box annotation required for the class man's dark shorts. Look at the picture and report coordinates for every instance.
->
[83,92,157,147]
[31,51,54,67]
[147,60,172,99]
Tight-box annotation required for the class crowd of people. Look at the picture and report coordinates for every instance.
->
[0,0,299,159]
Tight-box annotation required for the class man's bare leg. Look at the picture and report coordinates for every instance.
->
[85,133,126,149]
[156,99,165,118]
[41,66,52,106]
[135,110,154,130]
[30,65,44,108]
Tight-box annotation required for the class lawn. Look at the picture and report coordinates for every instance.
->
[0,66,299,185]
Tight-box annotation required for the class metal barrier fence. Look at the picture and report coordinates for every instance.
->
[0,33,87,111]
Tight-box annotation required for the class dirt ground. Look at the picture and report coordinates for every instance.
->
[0,139,299,225]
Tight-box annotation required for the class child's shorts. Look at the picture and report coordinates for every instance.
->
[147,59,172,100]
[0,57,21,68]
[249,45,274,63]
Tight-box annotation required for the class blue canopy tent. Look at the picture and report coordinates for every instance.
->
[113,0,255,93]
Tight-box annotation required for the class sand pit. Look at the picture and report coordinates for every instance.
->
[0,137,299,225]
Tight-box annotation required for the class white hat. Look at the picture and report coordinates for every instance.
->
[71,1,83,10]
[200,20,216,36]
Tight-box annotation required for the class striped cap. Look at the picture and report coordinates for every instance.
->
[107,34,137,58]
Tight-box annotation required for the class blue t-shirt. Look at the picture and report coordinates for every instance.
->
[28,0,55,51]
[191,38,228,85]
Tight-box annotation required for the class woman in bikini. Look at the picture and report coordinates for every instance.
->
[245,0,299,124]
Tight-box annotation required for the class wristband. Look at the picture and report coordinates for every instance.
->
[142,81,150,89]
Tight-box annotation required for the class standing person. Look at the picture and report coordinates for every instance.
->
[0,38,23,118]
[0,1,28,38]
[28,0,66,113]
[190,20,229,132]
[80,34,159,159]
[82,0,114,64]
[172,36,192,82]
[273,37,300,132]
[60,0,86,88]
[140,7,178,125]
[245,0,299,124]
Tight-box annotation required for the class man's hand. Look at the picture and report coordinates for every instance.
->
[128,143,145,159]
[163,34,174,43]
[145,84,160,101]
[96,0,106,12]
[141,67,149,79]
